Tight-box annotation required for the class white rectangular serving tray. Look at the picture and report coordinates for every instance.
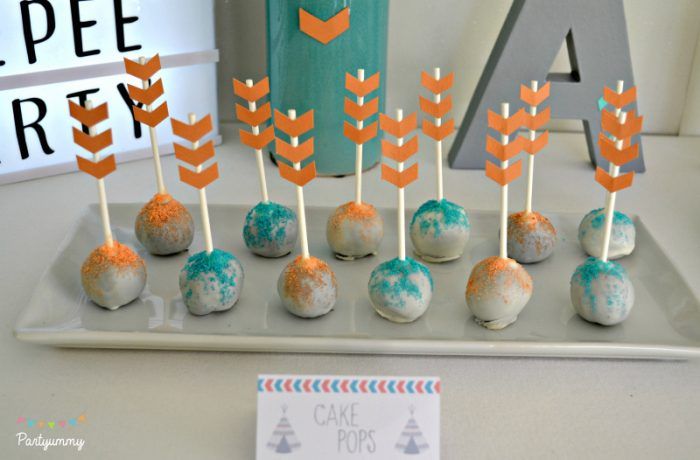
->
[14,203,700,359]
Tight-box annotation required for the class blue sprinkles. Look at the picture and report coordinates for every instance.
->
[182,249,241,305]
[243,201,296,249]
[587,208,633,230]
[572,257,627,312]
[410,199,469,237]
[369,257,433,308]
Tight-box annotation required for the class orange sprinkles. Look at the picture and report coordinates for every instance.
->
[283,256,337,305]
[81,241,144,278]
[137,193,189,227]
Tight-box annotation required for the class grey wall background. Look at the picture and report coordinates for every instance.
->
[215,0,700,135]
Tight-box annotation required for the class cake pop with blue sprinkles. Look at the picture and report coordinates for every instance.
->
[180,249,244,315]
[243,201,297,258]
[369,257,433,323]
[410,199,470,263]
[578,208,635,260]
[570,257,634,326]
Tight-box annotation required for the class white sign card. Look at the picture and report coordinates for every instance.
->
[256,375,440,459]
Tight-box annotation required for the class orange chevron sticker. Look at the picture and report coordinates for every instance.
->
[344,97,379,121]
[486,135,525,162]
[127,79,164,106]
[421,71,454,94]
[236,102,271,127]
[523,106,551,130]
[133,102,169,128]
[69,101,108,127]
[601,109,643,140]
[179,163,219,189]
[123,54,161,81]
[174,140,215,167]
[279,161,317,187]
[603,86,637,109]
[274,109,314,137]
[487,108,525,135]
[73,128,113,154]
[379,112,417,138]
[595,167,634,193]
[275,137,314,164]
[344,121,378,145]
[422,118,455,141]
[520,81,550,107]
[233,77,270,102]
[171,114,213,142]
[524,131,549,155]
[240,125,275,150]
[381,163,419,189]
[598,133,639,166]
[381,136,419,163]
[485,159,522,186]
[299,7,349,45]
[419,95,452,119]
[76,154,116,179]
[345,72,380,97]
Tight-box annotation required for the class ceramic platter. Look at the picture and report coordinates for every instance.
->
[14,203,700,359]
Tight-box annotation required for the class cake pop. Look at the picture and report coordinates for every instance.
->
[578,208,635,260]
[570,257,634,325]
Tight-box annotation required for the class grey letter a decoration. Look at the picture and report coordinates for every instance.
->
[448,0,645,172]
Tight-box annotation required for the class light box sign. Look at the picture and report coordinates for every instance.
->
[0,0,219,184]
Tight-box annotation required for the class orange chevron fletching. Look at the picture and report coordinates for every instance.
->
[233,77,270,102]
[595,167,634,193]
[171,114,213,142]
[419,95,452,118]
[299,7,349,44]
[422,118,454,141]
[485,159,522,186]
[279,161,317,187]
[520,81,550,107]
[240,125,274,150]
[124,54,161,81]
[379,112,417,138]
[603,86,637,109]
[344,97,379,121]
[69,101,108,127]
[275,137,314,164]
[133,102,169,128]
[73,128,112,154]
[598,133,639,166]
[345,72,380,97]
[486,135,524,162]
[381,163,418,188]
[381,136,419,163]
[174,140,215,167]
[421,71,454,94]
[344,121,378,144]
[236,102,271,127]
[601,109,643,139]
[127,79,164,106]
[524,131,549,155]
[274,109,314,137]
[76,154,116,179]
[179,163,219,189]
[488,108,525,135]
[524,106,550,130]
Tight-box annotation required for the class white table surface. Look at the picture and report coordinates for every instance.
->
[2,124,699,459]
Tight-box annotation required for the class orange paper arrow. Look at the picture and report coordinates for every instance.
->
[127,79,165,106]
[601,109,643,140]
[73,128,113,154]
[381,136,419,163]
[422,118,455,141]
[524,131,549,155]
[279,161,317,186]
[240,125,275,150]
[485,159,522,186]
[179,163,219,189]
[233,77,270,102]
[344,121,378,145]
[275,137,315,164]
[236,102,271,127]
[274,109,314,137]
[421,71,454,94]
[76,154,116,179]
[520,81,550,107]
[171,114,213,143]
[603,86,637,109]
[174,140,215,167]
[345,72,381,97]
[486,135,525,162]
[598,133,639,166]
[133,102,169,128]
[379,112,417,138]
[299,7,349,45]
[124,54,161,81]
[381,163,419,189]
[344,97,379,121]
[419,95,452,119]
[487,108,525,135]
[523,106,551,131]
[595,167,634,193]
[69,101,108,127]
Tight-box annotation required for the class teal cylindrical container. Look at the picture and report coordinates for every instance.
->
[266,0,389,176]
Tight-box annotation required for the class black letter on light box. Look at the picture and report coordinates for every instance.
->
[117,83,144,139]
[448,0,645,172]
[66,88,100,134]
[20,0,56,64]
[70,0,101,57]
[114,0,142,52]
[12,98,54,159]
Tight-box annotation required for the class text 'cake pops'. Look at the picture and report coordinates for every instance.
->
[71,99,146,310]
[125,54,194,256]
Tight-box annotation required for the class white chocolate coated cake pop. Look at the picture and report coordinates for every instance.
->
[410,199,469,263]
[243,201,298,258]
[327,201,383,260]
[81,242,146,310]
[278,256,338,318]
[507,211,557,263]
[135,193,194,255]
[578,208,635,260]
[179,249,244,316]
[368,257,433,323]
[570,257,634,326]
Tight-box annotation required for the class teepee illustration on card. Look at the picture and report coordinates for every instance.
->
[395,406,429,454]
[267,406,301,454]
